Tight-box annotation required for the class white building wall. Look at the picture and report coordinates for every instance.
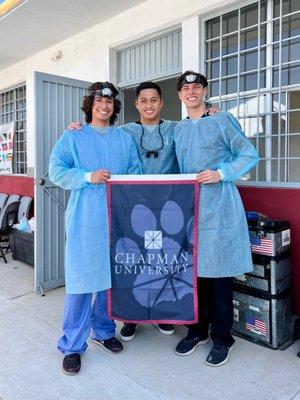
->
[0,0,236,171]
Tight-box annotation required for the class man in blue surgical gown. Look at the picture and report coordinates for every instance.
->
[174,71,259,367]
[119,81,179,340]
[49,81,141,375]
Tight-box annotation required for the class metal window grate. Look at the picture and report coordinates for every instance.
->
[0,84,27,174]
[205,0,300,183]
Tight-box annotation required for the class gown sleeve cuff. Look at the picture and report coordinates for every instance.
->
[217,169,224,181]
[84,172,92,183]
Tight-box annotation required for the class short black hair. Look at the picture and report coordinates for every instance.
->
[176,71,208,91]
[81,81,121,125]
[135,81,162,99]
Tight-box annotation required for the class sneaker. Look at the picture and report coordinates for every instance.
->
[175,334,209,356]
[205,343,234,367]
[155,324,175,335]
[91,337,123,354]
[120,323,137,341]
[62,353,81,375]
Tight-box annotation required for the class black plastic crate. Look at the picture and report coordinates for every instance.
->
[9,229,34,266]
[232,285,293,349]
[248,219,290,257]
[234,253,291,296]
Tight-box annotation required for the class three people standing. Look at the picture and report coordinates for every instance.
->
[50,72,259,373]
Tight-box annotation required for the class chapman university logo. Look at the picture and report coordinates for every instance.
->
[114,232,189,275]
[144,231,162,249]
[113,202,193,277]
[112,198,195,307]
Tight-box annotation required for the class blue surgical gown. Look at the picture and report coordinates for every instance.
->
[174,111,259,278]
[122,120,179,174]
[49,124,141,294]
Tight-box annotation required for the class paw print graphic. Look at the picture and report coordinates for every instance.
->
[115,200,195,308]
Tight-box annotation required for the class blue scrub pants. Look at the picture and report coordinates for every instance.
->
[57,290,116,355]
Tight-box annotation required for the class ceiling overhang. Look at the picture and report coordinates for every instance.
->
[0,0,146,71]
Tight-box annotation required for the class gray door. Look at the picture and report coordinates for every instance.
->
[34,72,91,293]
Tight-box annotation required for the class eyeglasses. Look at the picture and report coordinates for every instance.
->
[146,150,159,158]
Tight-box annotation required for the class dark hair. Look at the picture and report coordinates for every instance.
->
[135,81,162,99]
[81,81,121,125]
[176,71,208,91]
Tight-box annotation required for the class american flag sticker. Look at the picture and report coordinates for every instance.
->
[250,232,273,255]
[245,316,267,336]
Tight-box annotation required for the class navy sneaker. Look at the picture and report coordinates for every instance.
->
[62,353,81,375]
[205,343,234,367]
[120,323,137,341]
[155,324,175,335]
[91,336,123,354]
[175,334,209,356]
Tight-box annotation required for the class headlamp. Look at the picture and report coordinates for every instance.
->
[180,73,208,89]
[185,74,197,83]
[89,87,115,98]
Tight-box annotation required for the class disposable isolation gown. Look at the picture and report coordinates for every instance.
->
[174,111,259,278]
[49,124,141,294]
[122,120,179,174]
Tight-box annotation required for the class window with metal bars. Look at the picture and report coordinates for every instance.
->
[0,84,27,174]
[204,0,300,183]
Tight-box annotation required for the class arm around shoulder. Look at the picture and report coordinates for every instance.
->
[218,113,260,181]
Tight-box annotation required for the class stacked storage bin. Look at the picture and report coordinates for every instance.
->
[232,215,294,349]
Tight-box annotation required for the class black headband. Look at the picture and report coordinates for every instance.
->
[88,87,117,99]
[180,74,207,88]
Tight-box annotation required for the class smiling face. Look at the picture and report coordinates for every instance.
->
[178,82,207,111]
[91,96,114,127]
[135,88,163,125]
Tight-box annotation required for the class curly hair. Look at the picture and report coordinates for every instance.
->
[81,81,121,125]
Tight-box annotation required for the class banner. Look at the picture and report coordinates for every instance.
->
[0,121,14,173]
[107,177,199,324]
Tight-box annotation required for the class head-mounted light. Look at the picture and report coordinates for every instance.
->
[89,87,115,98]
[185,74,197,83]
[179,73,208,90]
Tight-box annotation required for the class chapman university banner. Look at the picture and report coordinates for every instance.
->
[107,176,199,324]
[0,121,14,173]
